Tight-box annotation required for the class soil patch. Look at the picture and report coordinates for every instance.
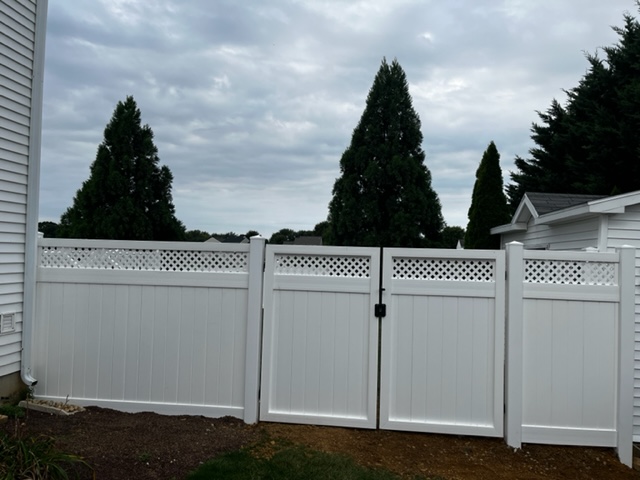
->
[1,407,637,479]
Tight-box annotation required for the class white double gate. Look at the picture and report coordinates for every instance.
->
[260,246,505,437]
[30,238,634,465]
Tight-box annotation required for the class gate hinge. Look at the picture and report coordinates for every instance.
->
[375,303,387,318]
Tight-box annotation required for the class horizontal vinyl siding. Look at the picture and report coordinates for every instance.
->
[0,336,21,357]
[607,205,640,244]
[0,178,27,195]
[0,0,36,41]
[0,0,36,377]
[0,361,20,376]
[0,293,23,310]
[505,217,599,251]
[606,206,640,440]
[0,92,29,117]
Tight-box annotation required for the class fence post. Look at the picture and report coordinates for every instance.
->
[616,245,635,467]
[244,236,266,423]
[505,241,524,449]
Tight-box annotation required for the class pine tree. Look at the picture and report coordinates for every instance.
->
[506,100,574,207]
[327,58,443,247]
[508,7,640,208]
[466,142,511,249]
[59,96,185,240]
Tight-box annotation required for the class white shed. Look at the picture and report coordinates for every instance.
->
[492,190,640,442]
[0,0,48,394]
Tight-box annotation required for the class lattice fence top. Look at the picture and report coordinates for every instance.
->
[524,259,617,285]
[39,246,249,273]
[393,257,495,282]
[274,254,370,278]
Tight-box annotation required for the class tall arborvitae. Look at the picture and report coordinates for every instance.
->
[59,96,185,240]
[327,58,443,247]
[465,142,511,249]
[507,7,640,208]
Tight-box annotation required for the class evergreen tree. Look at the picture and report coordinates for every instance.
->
[327,58,443,247]
[440,225,465,249]
[508,7,640,208]
[59,96,185,240]
[507,100,574,207]
[466,142,511,249]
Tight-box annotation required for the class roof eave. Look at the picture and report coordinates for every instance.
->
[534,204,595,225]
[490,222,528,235]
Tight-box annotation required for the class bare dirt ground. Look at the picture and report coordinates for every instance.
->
[2,407,638,480]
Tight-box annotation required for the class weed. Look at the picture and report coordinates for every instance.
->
[0,404,25,419]
[0,429,91,479]
[138,452,152,463]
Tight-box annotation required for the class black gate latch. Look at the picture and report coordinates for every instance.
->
[375,303,386,318]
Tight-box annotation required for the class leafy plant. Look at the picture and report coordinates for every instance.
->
[0,404,25,419]
[0,431,91,480]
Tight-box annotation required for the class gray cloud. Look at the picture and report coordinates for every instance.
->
[39,0,635,237]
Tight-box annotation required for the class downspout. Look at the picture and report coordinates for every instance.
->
[21,0,49,387]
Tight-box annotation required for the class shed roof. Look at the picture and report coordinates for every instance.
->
[525,192,606,215]
[491,189,640,235]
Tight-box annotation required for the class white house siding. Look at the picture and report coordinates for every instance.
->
[501,217,600,251]
[0,0,37,377]
[604,204,640,441]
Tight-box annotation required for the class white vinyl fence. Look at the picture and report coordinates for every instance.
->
[27,238,635,467]
[380,248,505,437]
[260,246,380,428]
[32,237,265,422]
[505,242,635,466]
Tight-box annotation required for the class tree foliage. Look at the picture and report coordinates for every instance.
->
[465,142,511,249]
[507,7,640,207]
[38,221,59,238]
[268,228,298,244]
[59,96,185,240]
[184,229,212,242]
[327,58,443,247]
[440,226,465,249]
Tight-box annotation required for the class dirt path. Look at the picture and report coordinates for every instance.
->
[2,407,637,479]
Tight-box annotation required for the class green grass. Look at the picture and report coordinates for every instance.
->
[187,442,438,480]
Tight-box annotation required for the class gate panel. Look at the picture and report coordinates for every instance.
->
[260,246,380,428]
[380,249,505,437]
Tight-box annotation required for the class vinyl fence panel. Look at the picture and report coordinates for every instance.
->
[505,243,635,467]
[380,249,505,437]
[32,238,265,421]
[260,245,380,428]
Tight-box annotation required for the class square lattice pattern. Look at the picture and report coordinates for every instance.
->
[40,247,249,273]
[393,257,495,282]
[274,254,370,277]
[524,260,617,285]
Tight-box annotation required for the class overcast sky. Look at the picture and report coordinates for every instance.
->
[38,0,636,238]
